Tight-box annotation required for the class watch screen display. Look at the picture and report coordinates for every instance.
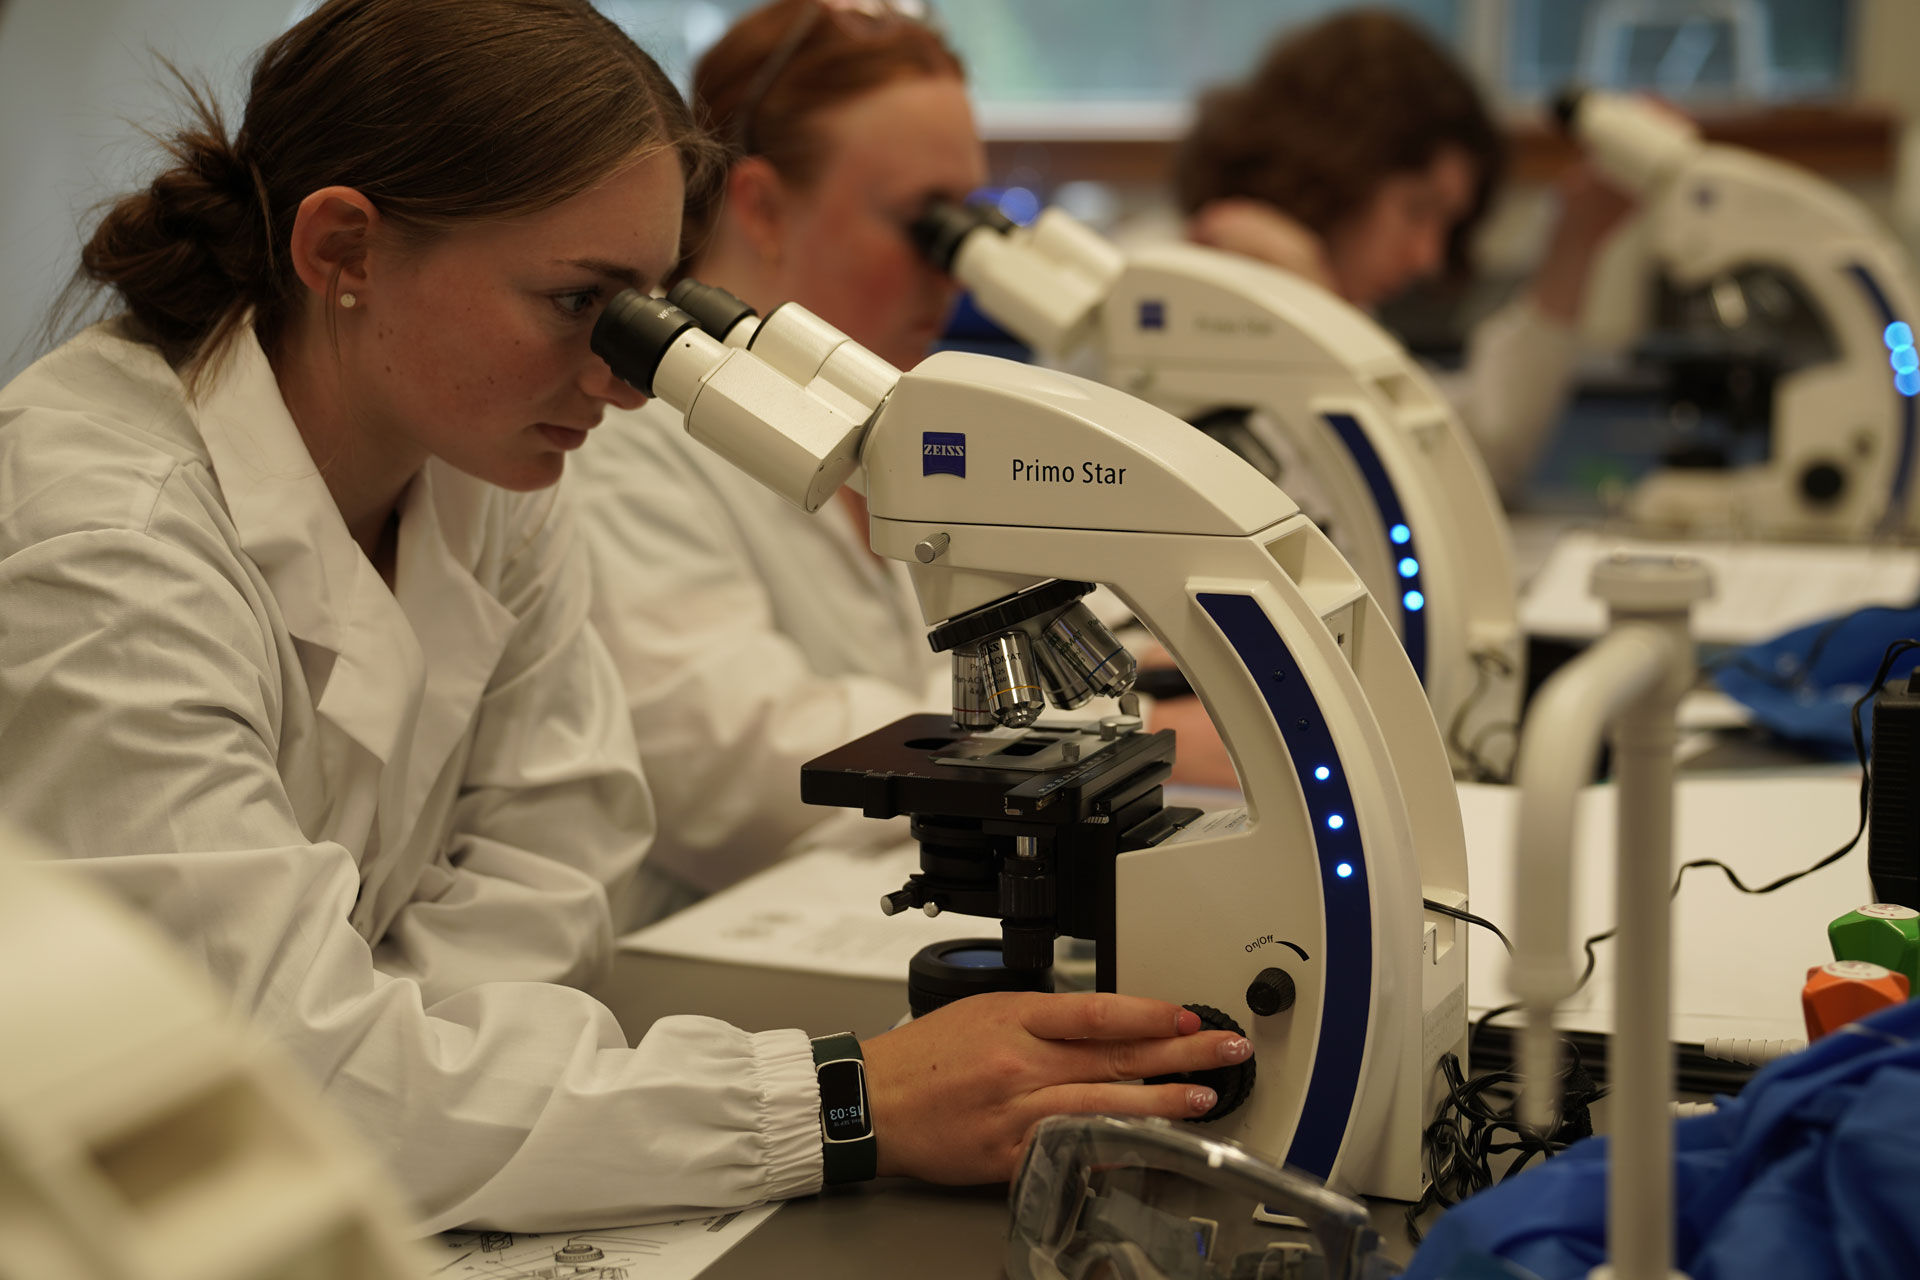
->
[818,1059,870,1142]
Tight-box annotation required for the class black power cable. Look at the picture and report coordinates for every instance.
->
[1447,648,1520,784]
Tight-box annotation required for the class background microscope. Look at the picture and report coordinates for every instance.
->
[910,198,1523,781]
[594,282,1470,1201]
[1561,89,1920,539]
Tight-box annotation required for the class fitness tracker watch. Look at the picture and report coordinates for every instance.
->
[810,1032,876,1185]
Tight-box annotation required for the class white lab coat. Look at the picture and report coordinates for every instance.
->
[568,399,945,906]
[0,321,821,1231]
[1441,294,1581,501]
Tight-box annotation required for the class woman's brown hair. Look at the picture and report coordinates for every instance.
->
[1175,9,1504,277]
[678,0,964,271]
[61,0,724,384]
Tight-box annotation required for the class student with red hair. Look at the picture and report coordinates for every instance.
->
[574,0,1235,918]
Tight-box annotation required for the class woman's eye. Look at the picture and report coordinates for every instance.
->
[553,288,601,318]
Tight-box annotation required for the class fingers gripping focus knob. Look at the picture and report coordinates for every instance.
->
[1147,1004,1255,1123]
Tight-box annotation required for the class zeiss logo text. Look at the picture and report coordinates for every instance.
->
[923,431,966,478]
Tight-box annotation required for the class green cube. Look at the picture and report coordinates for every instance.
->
[1829,904,1920,994]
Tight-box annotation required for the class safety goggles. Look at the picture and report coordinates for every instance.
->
[1009,1115,1400,1280]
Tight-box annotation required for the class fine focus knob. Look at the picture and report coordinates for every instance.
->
[1147,1004,1255,1123]
[1800,460,1846,505]
[1245,967,1296,1018]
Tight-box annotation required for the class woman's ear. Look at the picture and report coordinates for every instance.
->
[724,157,789,268]
[287,186,381,306]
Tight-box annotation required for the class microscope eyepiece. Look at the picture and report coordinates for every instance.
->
[591,290,699,397]
[910,197,1012,273]
[665,279,758,342]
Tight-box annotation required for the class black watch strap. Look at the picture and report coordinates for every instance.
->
[810,1032,877,1186]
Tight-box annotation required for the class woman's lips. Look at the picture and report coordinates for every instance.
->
[538,423,590,451]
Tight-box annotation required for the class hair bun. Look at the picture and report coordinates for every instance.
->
[80,100,270,364]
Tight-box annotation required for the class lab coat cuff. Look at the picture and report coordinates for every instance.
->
[752,1027,825,1201]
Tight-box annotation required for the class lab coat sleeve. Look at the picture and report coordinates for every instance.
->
[0,474,821,1232]
[374,489,657,1004]
[1440,295,1580,501]
[574,424,933,898]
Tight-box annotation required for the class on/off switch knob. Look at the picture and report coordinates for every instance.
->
[1246,967,1296,1017]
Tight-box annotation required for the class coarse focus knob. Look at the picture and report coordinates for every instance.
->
[1147,1004,1255,1123]
[1245,968,1296,1017]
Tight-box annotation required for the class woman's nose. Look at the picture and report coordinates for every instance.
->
[585,356,648,411]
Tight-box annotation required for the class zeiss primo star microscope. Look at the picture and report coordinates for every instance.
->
[1563,89,1920,538]
[911,200,1523,780]
[592,282,1470,1201]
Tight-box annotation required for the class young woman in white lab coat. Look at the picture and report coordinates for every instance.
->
[1175,9,1635,500]
[569,0,1239,911]
[0,0,1247,1233]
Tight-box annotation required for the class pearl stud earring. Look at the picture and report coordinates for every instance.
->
[340,292,358,309]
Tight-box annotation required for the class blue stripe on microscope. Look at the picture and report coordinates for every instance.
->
[1320,412,1427,682]
[1846,264,1919,520]
[1197,591,1371,1182]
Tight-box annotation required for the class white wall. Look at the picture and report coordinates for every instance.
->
[0,0,289,382]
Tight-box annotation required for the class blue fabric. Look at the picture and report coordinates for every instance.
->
[1405,1000,1920,1280]
[1712,605,1920,758]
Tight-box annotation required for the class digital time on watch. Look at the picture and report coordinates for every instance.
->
[810,1032,876,1185]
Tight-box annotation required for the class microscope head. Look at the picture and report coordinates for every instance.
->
[592,285,1174,731]
[592,288,895,512]
[1555,87,1702,195]
[910,197,1124,357]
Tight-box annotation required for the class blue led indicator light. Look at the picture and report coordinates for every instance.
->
[1326,814,1345,831]
[1403,590,1426,612]
[1887,322,1914,350]
[1336,862,1354,879]
[1899,370,1920,398]
[1398,557,1420,578]
[1389,523,1411,545]
[1894,348,1919,375]
[1313,765,1331,781]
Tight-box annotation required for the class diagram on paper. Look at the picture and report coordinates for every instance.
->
[436,1203,781,1280]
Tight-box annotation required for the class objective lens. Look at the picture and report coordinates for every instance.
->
[981,630,1046,729]
[1033,636,1097,711]
[950,645,997,729]
[1041,603,1137,699]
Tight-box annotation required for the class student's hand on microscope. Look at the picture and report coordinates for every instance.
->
[1133,639,1241,793]
[860,992,1252,1184]
[1149,694,1240,792]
